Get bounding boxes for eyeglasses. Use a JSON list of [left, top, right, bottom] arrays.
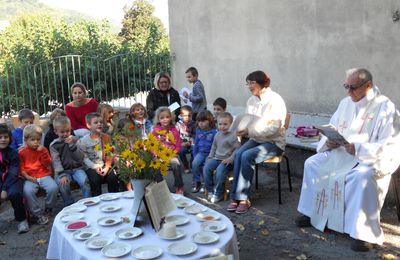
[[343, 79, 370, 91], [246, 81, 256, 86]]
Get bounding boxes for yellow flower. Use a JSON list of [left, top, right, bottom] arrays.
[[166, 132, 176, 144], [103, 143, 114, 154], [155, 129, 167, 136], [120, 150, 131, 159], [136, 159, 146, 170], [160, 165, 169, 176], [94, 144, 101, 151], [149, 160, 161, 169], [133, 140, 144, 150]]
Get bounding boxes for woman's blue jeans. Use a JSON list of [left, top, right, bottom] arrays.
[[230, 139, 282, 201]]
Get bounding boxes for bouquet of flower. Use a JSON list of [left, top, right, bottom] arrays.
[[102, 120, 177, 183]]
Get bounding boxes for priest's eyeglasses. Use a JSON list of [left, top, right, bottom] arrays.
[[343, 79, 370, 91]]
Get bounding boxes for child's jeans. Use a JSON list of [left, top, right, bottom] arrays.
[[56, 169, 91, 206], [23, 176, 59, 217], [170, 157, 184, 188], [191, 152, 208, 183], [86, 168, 120, 196], [2, 180, 26, 221], [203, 159, 232, 196], [179, 145, 193, 170]]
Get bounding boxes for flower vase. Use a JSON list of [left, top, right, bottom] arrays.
[[130, 179, 152, 224]]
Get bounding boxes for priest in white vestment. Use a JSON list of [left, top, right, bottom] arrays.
[[296, 68, 400, 252]]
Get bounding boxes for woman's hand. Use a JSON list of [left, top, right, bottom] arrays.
[[344, 143, 355, 155], [183, 91, 189, 98]]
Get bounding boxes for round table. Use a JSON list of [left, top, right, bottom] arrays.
[[46, 192, 239, 259]]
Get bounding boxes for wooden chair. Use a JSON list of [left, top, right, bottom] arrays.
[[254, 113, 292, 204]]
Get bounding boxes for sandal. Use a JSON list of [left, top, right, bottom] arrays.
[[235, 200, 251, 214], [226, 201, 238, 212]]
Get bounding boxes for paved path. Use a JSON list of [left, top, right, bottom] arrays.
[[0, 169, 399, 259]]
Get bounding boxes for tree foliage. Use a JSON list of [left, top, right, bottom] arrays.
[[119, 0, 169, 54]]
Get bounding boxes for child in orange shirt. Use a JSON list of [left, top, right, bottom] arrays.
[[20, 125, 58, 225]]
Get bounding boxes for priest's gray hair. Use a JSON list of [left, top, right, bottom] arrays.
[[346, 68, 373, 83]]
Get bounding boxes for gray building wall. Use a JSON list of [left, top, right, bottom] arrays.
[[168, 0, 400, 115]]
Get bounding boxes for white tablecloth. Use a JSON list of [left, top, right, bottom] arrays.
[[46, 193, 239, 259]]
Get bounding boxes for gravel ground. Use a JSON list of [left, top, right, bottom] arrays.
[[0, 168, 399, 260]]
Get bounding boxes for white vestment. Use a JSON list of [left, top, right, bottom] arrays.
[[298, 86, 400, 244]]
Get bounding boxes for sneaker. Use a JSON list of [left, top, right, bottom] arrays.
[[37, 215, 49, 225], [207, 193, 214, 201], [184, 169, 191, 174], [18, 220, 29, 234], [295, 215, 311, 228], [44, 208, 53, 218], [210, 194, 223, 204], [351, 239, 373, 252], [191, 182, 201, 193], [227, 201, 238, 212], [199, 184, 205, 194], [175, 187, 184, 195]]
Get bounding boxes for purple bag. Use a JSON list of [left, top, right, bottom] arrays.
[[295, 126, 320, 137]]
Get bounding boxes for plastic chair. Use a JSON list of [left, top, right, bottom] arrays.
[[254, 113, 292, 204]]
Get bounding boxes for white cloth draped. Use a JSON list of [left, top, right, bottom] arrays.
[[298, 86, 400, 245]]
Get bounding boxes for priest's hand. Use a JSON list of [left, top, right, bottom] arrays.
[[326, 139, 340, 150], [344, 143, 355, 155]]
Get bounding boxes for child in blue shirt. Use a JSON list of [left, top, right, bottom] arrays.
[[191, 110, 217, 193], [11, 108, 34, 150]]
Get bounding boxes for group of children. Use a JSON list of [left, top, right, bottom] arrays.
[[0, 67, 242, 234]]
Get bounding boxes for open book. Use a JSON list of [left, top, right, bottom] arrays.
[[315, 124, 348, 146], [143, 180, 177, 231], [229, 113, 262, 133]]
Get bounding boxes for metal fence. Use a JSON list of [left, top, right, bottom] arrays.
[[0, 53, 171, 116]]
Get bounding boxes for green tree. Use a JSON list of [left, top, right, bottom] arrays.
[[119, 0, 169, 54]]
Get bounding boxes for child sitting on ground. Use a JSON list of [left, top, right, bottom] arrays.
[[191, 110, 217, 193], [183, 67, 207, 121], [175, 105, 196, 173], [78, 112, 119, 196], [152, 107, 185, 195], [212, 97, 227, 125], [20, 125, 58, 224], [49, 116, 91, 206], [11, 108, 34, 150], [0, 124, 29, 233], [97, 104, 116, 135], [44, 108, 77, 150], [118, 103, 152, 139], [204, 112, 240, 203]]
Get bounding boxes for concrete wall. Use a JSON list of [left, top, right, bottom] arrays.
[[168, 0, 400, 115]]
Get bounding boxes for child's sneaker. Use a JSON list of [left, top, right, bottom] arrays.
[[18, 219, 29, 234], [175, 187, 184, 195], [37, 215, 49, 225], [207, 193, 213, 201], [199, 183, 205, 193], [191, 182, 201, 193], [210, 194, 223, 204], [184, 169, 191, 174]]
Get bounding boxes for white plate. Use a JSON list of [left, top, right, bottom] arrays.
[[157, 228, 185, 240], [196, 212, 221, 222], [200, 220, 227, 232], [85, 236, 113, 249], [165, 215, 189, 226], [73, 227, 100, 240], [122, 191, 134, 199], [62, 204, 87, 214], [65, 220, 90, 231], [97, 216, 122, 226], [99, 193, 120, 201], [175, 199, 194, 208], [99, 204, 122, 213], [60, 213, 85, 223], [78, 197, 100, 206], [131, 245, 163, 259], [191, 231, 219, 244], [184, 204, 207, 214], [167, 241, 197, 256], [101, 242, 131, 257], [115, 227, 143, 239]]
